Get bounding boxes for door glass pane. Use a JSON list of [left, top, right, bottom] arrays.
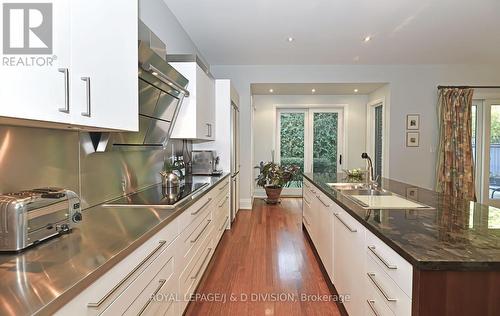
[[490, 105, 500, 200], [280, 112, 304, 187], [374, 105, 383, 178], [313, 112, 338, 173]]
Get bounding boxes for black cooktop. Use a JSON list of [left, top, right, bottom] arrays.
[[106, 181, 209, 208]]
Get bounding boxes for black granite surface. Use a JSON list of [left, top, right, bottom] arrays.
[[302, 172, 500, 271]]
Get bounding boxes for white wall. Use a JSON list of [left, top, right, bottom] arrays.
[[139, 0, 204, 58], [252, 94, 368, 177], [211, 64, 500, 202]]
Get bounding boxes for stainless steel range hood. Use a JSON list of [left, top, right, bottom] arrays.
[[90, 28, 189, 152]]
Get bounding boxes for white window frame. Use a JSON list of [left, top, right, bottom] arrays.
[[366, 98, 387, 178], [273, 105, 347, 196]]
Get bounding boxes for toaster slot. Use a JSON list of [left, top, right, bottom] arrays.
[[27, 201, 69, 233]]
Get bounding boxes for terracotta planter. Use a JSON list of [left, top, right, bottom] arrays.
[[264, 186, 283, 204]]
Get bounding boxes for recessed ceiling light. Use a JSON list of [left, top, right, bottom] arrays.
[[269, 88, 274, 93], [311, 88, 316, 93], [363, 36, 371, 42], [354, 89, 359, 93], [287, 37, 294, 42]]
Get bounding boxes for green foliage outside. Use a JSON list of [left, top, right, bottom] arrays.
[[312, 113, 338, 173], [279, 112, 338, 185]]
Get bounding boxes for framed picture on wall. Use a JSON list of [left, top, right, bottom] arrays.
[[406, 132, 420, 147], [407, 114, 420, 130]]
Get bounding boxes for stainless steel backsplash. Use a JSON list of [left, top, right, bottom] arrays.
[[0, 125, 191, 209]]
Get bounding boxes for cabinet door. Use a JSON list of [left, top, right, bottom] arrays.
[[316, 195, 333, 280], [195, 65, 215, 140], [333, 207, 365, 316], [70, 0, 138, 131], [0, 0, 71, 124]]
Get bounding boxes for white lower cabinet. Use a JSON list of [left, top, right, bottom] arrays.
[[303, 180, 413, 316], [56, 178, 230, 316], [332, 206, 365, 316]]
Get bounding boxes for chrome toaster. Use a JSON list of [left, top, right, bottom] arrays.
[[0, 188, 82, 251]]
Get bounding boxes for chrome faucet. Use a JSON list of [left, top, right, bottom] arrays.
[[361, 153, 378, 188]]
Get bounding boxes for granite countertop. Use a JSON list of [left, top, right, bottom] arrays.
[[302, 172, 500, 271], [0, 173, 229, 316]]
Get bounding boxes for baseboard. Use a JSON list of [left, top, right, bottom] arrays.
[[239, 198, 253, 210]]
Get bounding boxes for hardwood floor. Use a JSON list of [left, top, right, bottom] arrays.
[[185, 198, 341, 316]]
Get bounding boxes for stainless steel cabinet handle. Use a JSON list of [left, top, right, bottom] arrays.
[[206, 123, 211, 137], [191, 248, 213, 279], [219, 196, 229, 208], [191, 220, 211, 243], [303, 216, 310, 226], [368, 246, 398, 270], [191, 198, 212, 215], [219, 216, 229, 231], [316, 195, 330, 207], [334, 213, 357, 232], [366, 299, 381, 316], [303, 197, 311, 206], [81, 77, 91, 117], [58, 68, 69, 113], [87, 240, 167, 308], [367, 273, 397, 302], [219, 182, 229, 191], [137, 279, 167, 315]]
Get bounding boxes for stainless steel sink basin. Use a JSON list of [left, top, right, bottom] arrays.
[[340, 189, 392, 196], [327, 183, 371, 191]]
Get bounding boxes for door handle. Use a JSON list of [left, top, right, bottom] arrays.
[[58, 68, 69, 113], [81, 77, 91, 117]]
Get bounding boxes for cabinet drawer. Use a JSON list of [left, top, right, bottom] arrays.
[[214, 179, 230, 201], [365, 279, 396, 316], [214, 193, 230, 219], [366, 255, 411, 316], [179, 232, 214, 312], [366, 230, 413, 297], [106, 241, 177, 316], [178, 194, 213, 231], [213, 199, 230, 244], [178, 210, 212, 267], [55, 219, 179, 316]]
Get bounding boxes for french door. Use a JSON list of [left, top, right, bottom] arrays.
[[472, 99, 500, 207], [276, 108, 344, 194]]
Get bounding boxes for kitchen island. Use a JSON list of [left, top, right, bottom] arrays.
[[0, 173, 230, 316], [302, 172, 500, 316]]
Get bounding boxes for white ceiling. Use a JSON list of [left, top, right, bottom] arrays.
[[164, 0, 500, 65], [251, 83, 386, 95]]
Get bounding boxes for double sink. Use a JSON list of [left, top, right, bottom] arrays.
[[327, 182, 434, 210]]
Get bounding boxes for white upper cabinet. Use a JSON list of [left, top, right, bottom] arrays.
[[169, 61, 215, 141], [0, 0, 138, 131], [0, 0, 72, 125], [70, 0, 138, 131]]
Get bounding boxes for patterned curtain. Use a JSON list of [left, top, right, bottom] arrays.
[[436, 88, 476, 200]]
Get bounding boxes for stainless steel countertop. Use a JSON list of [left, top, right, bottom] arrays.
[[0, 173, 229, 316]]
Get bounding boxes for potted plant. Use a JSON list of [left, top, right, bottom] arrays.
[[256, 162, 300, 204]]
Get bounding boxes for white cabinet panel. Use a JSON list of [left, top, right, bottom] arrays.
[[0, 0, 138, 131], [366, 230, 413, 297], [0, 0, 71, 125], [332, 206, 365, 316], [70, 0, 138, 131], [170, 62, 215, 141]]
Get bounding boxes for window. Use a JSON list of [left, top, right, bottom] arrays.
[[276, 107, 345, 194]]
